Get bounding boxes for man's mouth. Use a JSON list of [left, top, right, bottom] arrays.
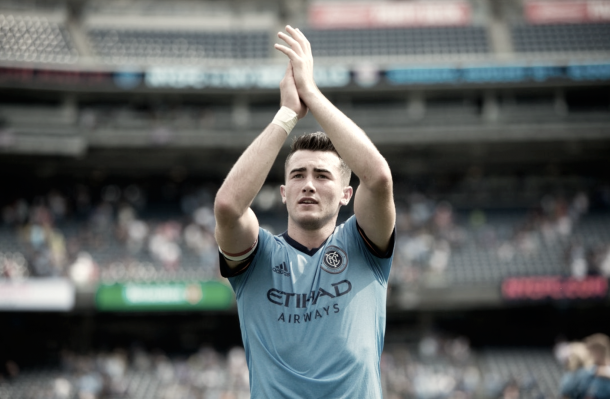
[[298, 198, 318, 205]]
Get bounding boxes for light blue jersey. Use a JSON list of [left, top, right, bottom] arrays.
[[221, 216, 394, 398]]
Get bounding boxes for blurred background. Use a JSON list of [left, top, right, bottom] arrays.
[[0, 0, 609, 398]]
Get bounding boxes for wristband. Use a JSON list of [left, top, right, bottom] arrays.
[[271, 106, 298, 136]]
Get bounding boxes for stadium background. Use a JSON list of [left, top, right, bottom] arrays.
[[0, 0, 609, 397]]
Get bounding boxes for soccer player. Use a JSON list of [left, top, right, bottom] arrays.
[[214, 26, 395, 398]]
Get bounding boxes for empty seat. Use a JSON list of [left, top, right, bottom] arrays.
[[512, 23, 610, 53], [87, 28, 269, 63], [0, 14, 79, 63], [302, 27, 490, 57]]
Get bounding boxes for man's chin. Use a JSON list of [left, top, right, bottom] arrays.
[[291, 216, 318, 230], [291, 213, 335, 231]]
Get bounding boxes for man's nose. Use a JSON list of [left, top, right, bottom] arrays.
[[302, 178, 316, 192]]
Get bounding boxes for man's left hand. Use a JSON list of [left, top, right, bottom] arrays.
[[274, 26, 318, 102]]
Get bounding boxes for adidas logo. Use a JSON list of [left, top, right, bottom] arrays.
[[272, 262, 290, 277]]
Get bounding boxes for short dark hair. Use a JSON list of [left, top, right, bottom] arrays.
[[285, 132, 351, 185]]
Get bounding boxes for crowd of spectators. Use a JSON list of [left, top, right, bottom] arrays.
[[6, 332, 603, 398], [392, 195, 466, 285], [382, 335, 480, 399], [1, 178, 609, 287], [390, 188, 610, 286], [1, 345, 250, 399], [0, 182, 221, 285]]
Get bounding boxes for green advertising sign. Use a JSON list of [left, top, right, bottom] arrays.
[[96, 281, 234, 311]]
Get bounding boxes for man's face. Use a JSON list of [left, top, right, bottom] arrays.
[[281, 150, 352, 231]]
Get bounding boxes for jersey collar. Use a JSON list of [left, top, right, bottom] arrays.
[[281, 231, 329, 256]]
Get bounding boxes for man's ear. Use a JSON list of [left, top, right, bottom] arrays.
[[340, 186, 353, 206], [280, 185, 287, 204]]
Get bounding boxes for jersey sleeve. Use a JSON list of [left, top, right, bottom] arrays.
[[222, 227, 274, 298], [344, 215, 395, 284]]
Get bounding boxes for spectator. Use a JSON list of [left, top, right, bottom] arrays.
[[1, 252, 29, 279], [583, 334, 610, 399], [571, 192, 589, 216], [126, 219, 149, 254], [69, 252, 99, 285], [149, 222, 182, 270], [47, 190, 68, 221], [559, 342, 593, 398], [598, 246, 610, 278], [567, 241, 588, 279], [183, 222, 217, 277], [502, 379, 520, 399], [53, 377, 72, 399]]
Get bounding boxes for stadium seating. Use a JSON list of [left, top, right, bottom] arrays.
[[0, 347, 250, 399], [512, 23, 610, 53], [72, 96, 610, 137], [2, 3, 610, 66], [445, 215, 567, 285], [479, 348, 563, 398], [0, 14, 79, 64], [0, 344, 563, 399], [0, 105, 76, 129], [86, 29, 269, 63], [0, 2, 609, 399], [303, 27, 490, 58], [392, 211, 610, 286]]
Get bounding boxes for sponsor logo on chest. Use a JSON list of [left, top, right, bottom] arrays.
[[264, 244, 352, 324], [267, 280, 353, 324]]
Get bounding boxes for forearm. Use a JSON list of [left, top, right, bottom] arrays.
[[274, 25, 395, 250], [214, 123, 287, 221], [307, 88, 395, 249], [214, 63, 305, 258], [303, 89, 392, 190]]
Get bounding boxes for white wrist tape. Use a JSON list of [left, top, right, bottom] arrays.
[[219, 239, 258, 262], [271, 106, 298, 136]]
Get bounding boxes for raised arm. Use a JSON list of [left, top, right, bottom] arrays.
[[214, 65, 307, 269], [274, 26, 395, 253]]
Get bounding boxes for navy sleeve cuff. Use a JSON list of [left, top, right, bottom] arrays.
[[355, 221, 395, 259], [218, 239, 260, 278]]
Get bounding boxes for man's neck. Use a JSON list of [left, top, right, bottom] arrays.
[[287, 220, 337, 251]]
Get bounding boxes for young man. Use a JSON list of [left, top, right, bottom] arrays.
[[561, 335, 610, 399], [214, 26, 395, 398], [583, 334, 610, 399]]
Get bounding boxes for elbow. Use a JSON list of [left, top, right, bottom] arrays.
[[372, 173, 393, 195], [365, 162, 393, 193], [214, 192, 241, 224]]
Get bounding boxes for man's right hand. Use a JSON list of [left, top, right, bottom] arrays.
[[280, 63, 308, 120], [275, 26, 319, 105]]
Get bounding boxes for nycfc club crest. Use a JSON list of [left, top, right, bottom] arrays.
[[321, 246, 348, 274]]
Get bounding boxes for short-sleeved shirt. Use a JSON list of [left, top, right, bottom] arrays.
[[560, 368, 595, 398], [560, 366, 610, 399], [220, 216, 394, 398], [587, 370, 610, 399]]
